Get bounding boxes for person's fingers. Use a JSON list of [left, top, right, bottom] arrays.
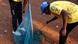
[[22, 9, 25, 14], [46, 20, 51, 24], [22, 10, 25, 13], [60, 29, 66, 36]]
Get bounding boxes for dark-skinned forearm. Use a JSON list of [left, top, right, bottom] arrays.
[[61, 10, 68, 30], [47, 16, 58, 24]]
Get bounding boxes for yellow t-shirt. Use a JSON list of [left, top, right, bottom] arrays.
[[50, 1, 78, 23], [13, 0, 22, 2]]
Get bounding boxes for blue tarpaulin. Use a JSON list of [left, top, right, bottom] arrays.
[[13, 0, 33, 44], [13, 0, 42, 44]]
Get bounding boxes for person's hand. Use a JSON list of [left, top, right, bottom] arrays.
[[46, 20, 52, 24], [46, 21, 49, 24], [22, 8, 25, 14], [60, 29, 67, 36], [22, 9, 25, 14]]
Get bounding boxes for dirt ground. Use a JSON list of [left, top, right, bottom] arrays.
[[31, 0, 78, 44], [0, 0, 78, 44], [0, 0, 14, 44]]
